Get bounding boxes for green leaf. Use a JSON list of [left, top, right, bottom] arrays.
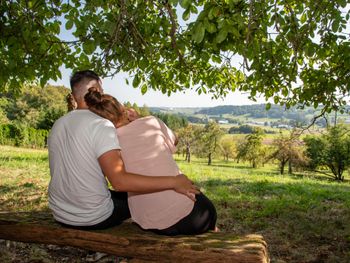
[[332, 20, 339, 32], [190, 5, 198, 14], [65, 20, 74, 30], [141, 84, 147, 94], [282, 88, 288, 97], [204, 20, 217, 33], [215, 28, 228, 43], [132, 74, 141, 88], [212, 56, 222, 64], [139, 58, 149, 70], [231, 27, 240, 38], [300, 13, 307, 24], [265, 103, 271, 110], [305, 45, 315, 57], [208, 7, 220, 20], [80, 53, 89, 64], [182, 9, 190, 21], [192, 22, 205, 43], [180, 0, 191, 9], [52, 22, 61, 34], [83, 40, 96, 55]]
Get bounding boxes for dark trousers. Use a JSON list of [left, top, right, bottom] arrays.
[[58, 190, 131, 230], [59, 191, 217, 236], [149, 192, 217, 236]]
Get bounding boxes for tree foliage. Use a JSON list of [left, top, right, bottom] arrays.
[[2, 1, 349, 111], [197, 121, 224, 165], [270, 131, 306, 174], [0, 85, 70, 129], [304, 125, 350, 181], [177, 124, 203, 162], [152, 111, 188, 130], [219, 136, 236, 161], [237, 128, 266, 168]]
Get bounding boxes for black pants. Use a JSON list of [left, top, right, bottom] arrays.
[[149, 192, 217, 236], [59, 191, 217, 236], [58, 190, 131, 230]]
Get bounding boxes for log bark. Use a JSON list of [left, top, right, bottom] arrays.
[[0, 211, 269, 263]]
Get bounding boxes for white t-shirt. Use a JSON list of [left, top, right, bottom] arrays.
[[48, 110, 121, 226]]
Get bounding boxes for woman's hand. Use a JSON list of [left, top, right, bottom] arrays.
[[174, 174, 200, 201]]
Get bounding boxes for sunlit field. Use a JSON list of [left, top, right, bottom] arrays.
[[1, 146, 350, 262]]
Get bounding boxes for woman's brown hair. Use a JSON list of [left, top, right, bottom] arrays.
[[66, 93, 77, 112], [84, 87, 125, 124]]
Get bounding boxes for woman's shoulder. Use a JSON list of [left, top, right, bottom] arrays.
[[116, 115, 154, 131], [131, 115, 159, 125]]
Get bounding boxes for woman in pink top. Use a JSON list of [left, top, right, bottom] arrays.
[[84, 88, 217, 235]]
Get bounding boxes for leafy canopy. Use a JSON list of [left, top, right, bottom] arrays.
[[1, 0, 350, 111], [304, 125, 350, 181]]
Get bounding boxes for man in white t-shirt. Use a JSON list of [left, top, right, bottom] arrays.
[[48, 70, 199, 230]]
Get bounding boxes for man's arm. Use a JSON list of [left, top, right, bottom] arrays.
[[98, 149, 199, 201]]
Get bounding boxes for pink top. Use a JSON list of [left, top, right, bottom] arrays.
[[116, 116, 194, 230]]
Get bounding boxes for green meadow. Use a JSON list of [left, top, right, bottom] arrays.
[[1, 145, 350, 262]]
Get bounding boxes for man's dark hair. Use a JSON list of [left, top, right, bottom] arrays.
[[70, 70, 100, 90]]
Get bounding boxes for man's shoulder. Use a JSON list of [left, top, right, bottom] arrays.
[[51, 110, 114, 134], [61, 110, 109, 123]]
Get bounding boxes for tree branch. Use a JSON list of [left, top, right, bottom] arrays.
[[164, 1, 184, 64]]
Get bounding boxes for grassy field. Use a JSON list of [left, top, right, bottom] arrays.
[[1, 145, 350, 262]]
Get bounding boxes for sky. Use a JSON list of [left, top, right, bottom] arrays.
[[51, 66, 265, 108]]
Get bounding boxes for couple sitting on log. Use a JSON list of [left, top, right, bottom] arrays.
[[48, 70, 217, 235]]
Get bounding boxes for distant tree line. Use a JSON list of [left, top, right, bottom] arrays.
[[0, 85, 70, 148], [229, 125, 276, 134], [151, 112, 188, 131], [0, 124, 48, 148], [0, 85, 189, 148], [195, 104, 349, 128]]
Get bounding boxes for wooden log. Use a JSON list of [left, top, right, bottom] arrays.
[[0, 211, 269, 263]]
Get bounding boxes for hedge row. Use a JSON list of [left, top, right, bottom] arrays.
[[0, 124, 49, 148]]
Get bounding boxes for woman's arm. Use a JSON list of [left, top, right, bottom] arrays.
[[98, 149, 198, 201]]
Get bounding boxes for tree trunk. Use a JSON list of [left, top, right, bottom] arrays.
[[280, 162, 285, 175], [185, 146, 191, 163], [0, 212, 269, 263], [208, 152, 212, 165], [288, 159, 292, 174], [337, 170, 344, 181]]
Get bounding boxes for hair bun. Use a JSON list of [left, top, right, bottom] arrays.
[[85, 87, 102, 107]]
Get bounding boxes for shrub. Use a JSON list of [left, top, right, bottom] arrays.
[[0, 124, 48, 148]]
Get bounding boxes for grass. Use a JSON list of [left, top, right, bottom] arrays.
[[176, 157, 350, 262], [1, 145, 350, 262], [0, 146, 50, 212]]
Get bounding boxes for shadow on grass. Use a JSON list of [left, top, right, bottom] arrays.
[[203, 178, 350, 262], [290, 171, 350, 183], [0, 155, 48, 162], [202, 177, 350, 194], [0, 183, 46, 211]]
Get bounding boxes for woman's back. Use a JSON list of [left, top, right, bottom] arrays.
[[116, 116, 194, 230]]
